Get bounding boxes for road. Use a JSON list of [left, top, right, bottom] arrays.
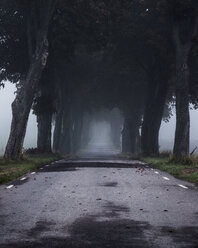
[[0, 157, 198, 247]]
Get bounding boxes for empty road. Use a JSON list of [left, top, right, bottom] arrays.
[[0, 158, 198, 247]]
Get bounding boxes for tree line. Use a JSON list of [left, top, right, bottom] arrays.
[[0, 0, 198, 160]]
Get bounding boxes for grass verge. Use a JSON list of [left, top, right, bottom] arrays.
[[0, 153, 60, 185], [141, 157, 198, 185]]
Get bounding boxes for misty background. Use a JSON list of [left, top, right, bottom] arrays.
[[1, 81, 198, 155]]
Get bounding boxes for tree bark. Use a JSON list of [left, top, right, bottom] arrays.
[[4, 47, 48, 160], [4, 1, 56, 160], [37, 113, 52, 152], [53, 90, 64, 153], [129, 119, 141, 154], [122, 118, 131, 153], [110, 118, 122, 150], [58, 104, 73, 155], [141, 79, 168, 156], [72, 112, 83, 154], [173, 81, 190, 158], [173, 26, 190, 158], [81, 113, 91, 148], [172, 19, 198, 159], [122, 111, 141, 154], [53, 110, 63, 153], [173, 51, 190, 158]]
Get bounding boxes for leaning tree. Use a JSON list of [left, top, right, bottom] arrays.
[[2, 0, 57, 159]]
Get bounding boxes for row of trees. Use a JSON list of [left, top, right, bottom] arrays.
[[0, 0, 198, 160]]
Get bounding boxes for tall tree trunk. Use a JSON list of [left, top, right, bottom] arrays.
[[173, 48, 190, 158], [53, 111, 63, 153], [122, 118, 131, 153], [122, 111, 141, 154], [37, 113, 52, 152], [53, 97, 64, 153], [72, 112, 83, 154], [81, 113, 91, 149], [129, 117, 141, 154], [110, 118, 122, 150], [141, 79, 168, 156], [4, 1, 56, 160], [172, 21, 198, 159], [4, 48, 48, 160], [58, 104, 73, 155]]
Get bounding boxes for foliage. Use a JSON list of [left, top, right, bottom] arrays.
[[0, 0, 28, 82], [1, 0, 198, 159]]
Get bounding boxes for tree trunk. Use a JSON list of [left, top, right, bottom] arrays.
[[122, 112, 141, 154], [173, 77, 190, 158], [110, 118, 122, 150], [4, 2, 56, 160], [4, 46, 48, 160], [58, 105, 73, 155], [129, 118, 141, 154], [37, 113, 52, 152], [81, 113, 91, 149], [53, 106, 64, 153], [172, 18, 198, 159], [122, 118, 131, 153], [172, 23, 193, 159], [173, 46, 190, 158], [72, 113, 83, 154], [141, 80, 168, 156]]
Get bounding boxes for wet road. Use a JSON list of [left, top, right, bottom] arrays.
[[1, 158, 198, 247]]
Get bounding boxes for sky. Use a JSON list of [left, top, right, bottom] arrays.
[[0, 82, 37, 154], [0, 81, 198, 155], [159, 105, 198, 152]]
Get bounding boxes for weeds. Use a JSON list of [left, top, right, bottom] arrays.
[[0, 153, 60, 185], [141, 155, 198, 184]]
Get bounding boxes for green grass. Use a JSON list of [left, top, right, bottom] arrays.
[[141, 157, 198, 184], [0, 153, 60, 185]]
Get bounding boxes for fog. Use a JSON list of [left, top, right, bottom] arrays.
[[88, 121, 113, 148], [0, 82, 37, 154], [160, 109, 198, 154], [79, 121, 117, 156], [1, 82, 198, 155]]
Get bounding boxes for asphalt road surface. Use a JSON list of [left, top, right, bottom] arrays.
[[1, 157, 198, 248]]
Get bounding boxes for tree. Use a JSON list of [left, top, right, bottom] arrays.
[[165, 0, 198, 159], [3, 0, 57, 159], [33, 65, 56, 153]]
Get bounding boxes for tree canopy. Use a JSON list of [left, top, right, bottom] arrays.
[[0, 0, 198, 160]]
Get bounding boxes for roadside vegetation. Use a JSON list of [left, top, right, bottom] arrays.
[[0, 152, 60, 185], [141, 154, 198, 185]]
